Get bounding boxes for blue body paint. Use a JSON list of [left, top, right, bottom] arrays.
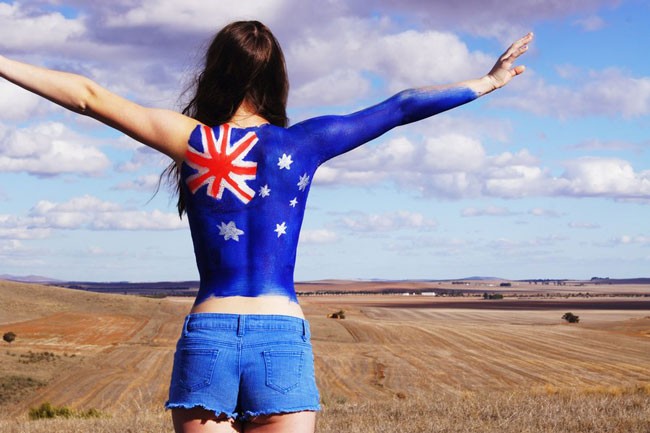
[[182, 86, 478, 305]]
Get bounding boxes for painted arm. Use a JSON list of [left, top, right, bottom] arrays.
[[295, 32, 533, 164], [0, 55, 196, 162]]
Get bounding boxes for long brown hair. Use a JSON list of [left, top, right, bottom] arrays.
[[163, 20, 289, 216]]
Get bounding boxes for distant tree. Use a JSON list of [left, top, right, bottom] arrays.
[[3, 331, 16, 343], [327, 310, 346, 319], [562, 312, 580, 323]]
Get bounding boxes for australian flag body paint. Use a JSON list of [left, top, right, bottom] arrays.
[[181, 86, 478, 305]]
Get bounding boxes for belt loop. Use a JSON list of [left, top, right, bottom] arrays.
[[237, 315, 245, 337], [302, 320, 310, 342], [182, 314, 191, 337]]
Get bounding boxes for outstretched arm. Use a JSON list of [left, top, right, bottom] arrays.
[[0, 55, 197, 162], [294, 32, 533, 165]]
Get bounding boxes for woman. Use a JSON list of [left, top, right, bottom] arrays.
[[0, 20, 532, 433]]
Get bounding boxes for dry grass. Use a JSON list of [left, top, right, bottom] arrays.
[[0, 386, 647, 433], [318, 385, 650, 433], [0, 376, 45, 406], [0, 410, 172, 433]]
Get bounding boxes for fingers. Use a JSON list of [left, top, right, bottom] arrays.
[[513, 65, 526, 76], [502, 32, 533, 62]]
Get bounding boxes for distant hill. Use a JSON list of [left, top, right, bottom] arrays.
[[0, 274, 62, 283], [459, 276, 503, 281], [2, 275, 649, 298], [51, 280, 200, 297], [589, 277, 650, 285]]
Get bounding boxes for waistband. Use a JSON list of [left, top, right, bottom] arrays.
[[182, 313, 311, 339]]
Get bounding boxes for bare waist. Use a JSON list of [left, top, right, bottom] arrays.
[[190, 295, 304, 319]]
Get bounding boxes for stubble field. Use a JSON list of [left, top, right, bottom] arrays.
[[0, 280, 648, 432]]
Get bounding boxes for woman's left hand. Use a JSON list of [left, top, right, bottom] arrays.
[[485, 32, 534, 90]]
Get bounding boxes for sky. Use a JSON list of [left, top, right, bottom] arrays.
[[0, 0, 649, 282]]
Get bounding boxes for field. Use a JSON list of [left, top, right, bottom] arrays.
[[0, 279, 649, 432]]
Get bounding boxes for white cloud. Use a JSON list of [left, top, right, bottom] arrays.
[[610, 235, 650, 246], [351, 0, 617, 39], [291, 69, 371, 106], [112, 135, 147, 151], [483, 166, 550, 198], [315, 134, 488, 196], [116, 146, 170, 172], [104, 0, 286, 31], [0, 82, 46, 121], [462, 206, 515, 217], [573, 15, 606, 31], [424, 134, 486, 172], [0, 122, 110, 176], [568, 221, 600, 229], [286, 18, 491, 103], [558, 157, 650, 197], [0, 3, 85, 50], [487, 234, 567, 252], [86, 246, 107, 256], [384, 235, 471, 254], [0, 239, 26, 253], [316, 134, 548, 199], [528, 208, 564, 218], [299, 229, 339, 244], [316, 128, 650, 202], [0, 214, 51, 239], [335, 210, 437, 233], [569, 139, 645, 152], [496, 69, 650, 118], [113, 174, 162, 192], [366, 30, 491, 89], [0, 196, 186, 236]]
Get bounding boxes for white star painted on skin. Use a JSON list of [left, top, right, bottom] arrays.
[[219, 221, 244, 242], [259, 184, 271, 197], [274, 222, 287, 238], [277, 153, 293, 170], [289, 197, 298, 207], [297, 173, 310, 191]]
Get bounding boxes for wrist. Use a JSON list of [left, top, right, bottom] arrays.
[[473, 75, 498, 96]]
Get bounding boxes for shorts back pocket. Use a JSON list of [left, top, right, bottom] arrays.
[[174, 348, 219, 392], [263, 350, 304, 394]]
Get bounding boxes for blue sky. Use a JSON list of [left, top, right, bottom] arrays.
[[1, 0, 649, 282]]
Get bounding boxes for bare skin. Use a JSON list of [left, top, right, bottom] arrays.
[[172, 407, 316, 433], [0, 32, 533, 433]]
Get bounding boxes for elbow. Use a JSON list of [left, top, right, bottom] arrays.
[[392, 89, 419, 125], [73, 78, 99, 115]]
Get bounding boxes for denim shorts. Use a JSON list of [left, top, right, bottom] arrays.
[[165, 313, 321, 420]]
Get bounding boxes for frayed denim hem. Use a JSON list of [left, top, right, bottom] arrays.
[[165, 401, 321, 422], [165, 402, 237, 421]]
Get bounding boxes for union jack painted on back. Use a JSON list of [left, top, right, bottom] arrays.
[[185, 124, 258, 204]]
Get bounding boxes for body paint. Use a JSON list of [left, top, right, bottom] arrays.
[[182, 86, 478, 305]]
